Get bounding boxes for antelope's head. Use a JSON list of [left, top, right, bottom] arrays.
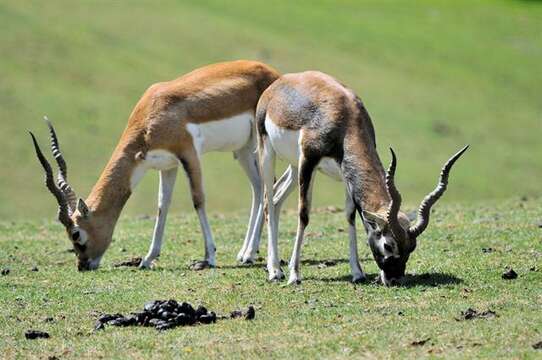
[[363, 146, 469, 286], [30, 118, 108, 271]]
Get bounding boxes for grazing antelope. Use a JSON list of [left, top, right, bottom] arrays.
[[30, 60, 280, 271], [256, 71, 468, 285]]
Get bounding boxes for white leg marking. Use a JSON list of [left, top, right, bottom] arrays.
[[139, 168, 178, 269], [262, 137, 283, 281], [235, 142, 263, 263], [345, 188, 365, 282], [197, 206, 216, 267]]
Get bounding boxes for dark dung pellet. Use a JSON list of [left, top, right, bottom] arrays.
[[25, 330, 50, 339], [245, 305, 255, 320], [502, 268, 518, 280], [195, 305, 208, 318]]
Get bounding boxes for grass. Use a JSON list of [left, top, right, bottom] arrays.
[[1, 0, 542, 219], [1, 198, 541, 358]]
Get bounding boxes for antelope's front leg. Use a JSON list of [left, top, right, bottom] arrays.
[[139, 168, 178, 269], [345, 189, 365, 283], [182, 149, 216, 269]]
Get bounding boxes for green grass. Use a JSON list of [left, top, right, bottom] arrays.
[[1, 199, 541, 359], [1, 0, 542, 219]]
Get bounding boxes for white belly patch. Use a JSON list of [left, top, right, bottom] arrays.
[[187, 111, 253, 155], [318, 157, 343, 181], [265, 115, 343, 181], [130, 149, 180, 190]]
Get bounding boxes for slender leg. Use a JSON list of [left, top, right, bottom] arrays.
[[273, 166, 296, 205], [234, 143, 263, 264], [139, 168, 178, 269], [261, 137, 284, 280], [243, 166, 297, 263], [345, 188, 365, 282], [181, 148, 216, 269], [288, 155, 318, 285]]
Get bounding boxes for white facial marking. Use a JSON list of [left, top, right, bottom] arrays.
[[379, 235, 400, 258], [186, 111, 253, 156], [77, 228, 89, 245], [130, 150, 180, 190]]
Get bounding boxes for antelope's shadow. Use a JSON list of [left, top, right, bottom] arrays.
[[306, 271, 462, 288]]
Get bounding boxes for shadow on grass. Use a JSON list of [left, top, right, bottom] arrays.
[[306, 272, 462, 288], [217, 257, 359, 270]]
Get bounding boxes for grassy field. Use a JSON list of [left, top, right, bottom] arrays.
[[0, 199, 541, 359], [1, 0, 541, 219]]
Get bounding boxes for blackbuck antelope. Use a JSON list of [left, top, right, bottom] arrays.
[[30, 60, 280, 271], [256, 71, 468, 285]]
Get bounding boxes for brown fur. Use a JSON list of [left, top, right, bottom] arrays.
[[257, 71, 392, 215], [74, 60, 280, 263]]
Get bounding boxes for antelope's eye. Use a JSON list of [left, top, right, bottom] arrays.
[[71, 231, 80, 241], [374, 230, 382, 237], [384, 243, 393, 252]]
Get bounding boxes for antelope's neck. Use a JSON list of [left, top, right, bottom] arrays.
[[85, 139, 141, 227], [342, 125, 390, 214]]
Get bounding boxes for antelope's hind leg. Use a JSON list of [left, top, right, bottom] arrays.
[[287, 154, 318, 285], [139, 168, 178, 269], [235, 143, 264, 264], [261, 137, 285, 281]]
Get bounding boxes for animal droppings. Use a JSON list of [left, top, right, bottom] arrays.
[[113, 257, 143, 267], [25, 330, 50, 339], [245, 305, 255, 320], [229, 305, 256, 320], [410, 338, 431, 346], [94, 300, 251, 331], [502, 268, 518, 280], [456, 308, 498, 321], [1, 268, 10, 276]]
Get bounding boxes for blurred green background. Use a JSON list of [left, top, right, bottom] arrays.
[[1, 0, 541, 220]]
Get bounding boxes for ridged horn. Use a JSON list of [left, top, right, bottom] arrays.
[[44, 117, 77, 213], [29, 131, 73, 229], [408, 145, 469, 238], [385, 148, 405, 239]]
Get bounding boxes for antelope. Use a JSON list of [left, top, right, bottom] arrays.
[[256, 71, 468, 285], [29, 60, 280, 271]]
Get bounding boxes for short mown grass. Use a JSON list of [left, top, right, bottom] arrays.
[[1, 198, 541, 359]]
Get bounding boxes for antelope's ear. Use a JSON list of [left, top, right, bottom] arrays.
[[77, 199, 90, 218], [362, 211, 387, 228]]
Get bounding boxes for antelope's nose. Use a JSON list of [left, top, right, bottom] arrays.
[[77, 260, 91, 272]]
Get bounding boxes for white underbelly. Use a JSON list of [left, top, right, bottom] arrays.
[[318, 157, 343, 181], [265, 115, 343, 182], [187, 111, 253, 155], [130, 149, 180, 190]]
